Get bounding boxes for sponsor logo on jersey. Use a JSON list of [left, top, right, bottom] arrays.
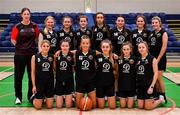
[[98, 58, 103, 62], [79, 56, 83, 60], [143, 33, 147, 37], [86, 30, 90, 35], [51, 38, 57, 47], [129, 59, 134, 64], [117, 35, 125, 44], [102, 63, 110, 72], [145, 59, 149, 64], [67, 56, 72, 61], [81, 60, 90, 70], [70, 32, 73, 37], [123, 63, 130, 73], [114, 32, 118, 36], [59, 32, 64, 37], [96, 32, 103, 40], [77, 32, 80, 36], [42, 62, 50, 71], [48, 57, 53, 62], [136, 37, 143, 45], [46, 34, 51, 39], [88, 55, 93, 60], [157, 33, 161, 38], [65, 37, 71, 42], [118, 59, 123, 64], [137, 65, 145, 75], [133, 34, 137, 38], [60, 61, 67, 70], [103, 27, 107, 32], [150, 37, 156, 46]]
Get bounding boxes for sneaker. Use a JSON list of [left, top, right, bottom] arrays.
[[15, 97, 21, 105], [159, 95, 165, 104]]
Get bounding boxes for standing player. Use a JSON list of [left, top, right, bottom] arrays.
[[149, 16, 168, 103], [111, 16, 132, 55], [132, 15, 150, 56], [92, 12, 111, 51], [75, 35, 98, 109], [136, 41, 165, 110], [54, 39, 74, 108], [31, 40, 54, 109], [75, 15, 92, 49], [117, 42, 136, 108], [11, 8, 39, 104], [38, 16, 58, 54], [58, 16, 75, 50], [95, 39, 117, 109]]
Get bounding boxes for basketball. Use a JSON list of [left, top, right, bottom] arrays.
[[79, 96, 93, 111]]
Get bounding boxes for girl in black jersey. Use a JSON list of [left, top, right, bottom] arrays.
[[149, 16, 168, 103], [54, 39, 74, 108], [58, 16, 75, 50], [132, 15, 150, 56], [39, 16, 58, 54], [95, 39, 117, 109], [75, 15, 92, 49], [111, 16, 132, 55], [117, 42, 136, 108], [136, 42, 165, 110], [92, 12, 111, 51], [31, 40, 54, 109]]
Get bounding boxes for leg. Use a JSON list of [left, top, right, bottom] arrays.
[[65, 94, 73, 108], [33, 99, 43, 110], [56, 96, 63, 108], [158, 71, 167, 103], [137, 99, 144, 109], [46, 97, 54, 109], [26, 55, 33, 100], [144, 99, 163, 110], [120, 98, 126, 108], [97, 98, 105, 109], [14, 55, 26, 101], [76, 92, 84, 109], [127, 97, 134, 109], [107, 96, 116, 109], [88, 90, 96, 108]]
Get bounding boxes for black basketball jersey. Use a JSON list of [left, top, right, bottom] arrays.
[[58, 29, 75, 50], [92, 25, 111, 51], [75, 28, 92, 49], [75, 50, 96, 84], [35, 53, 54, 81], [132, 29, 150, 56], [111, 27, 132, 54], [56, 52, 74, 81], [95, 54, 114, 86], [136, 54, 154, 87], [148, 28, 166, 57], [41, 29, 58, 54], [117, 56, 137, 91]]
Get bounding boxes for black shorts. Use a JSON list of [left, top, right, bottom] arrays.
[[137, 86, 156, 100], [117, 90, 135, 98], [35, 79, 54, 99], [96, 85, 115, 98], [158, 56, 167, 71], [55, 79, 74, 96], [76, 82, 95, 94]]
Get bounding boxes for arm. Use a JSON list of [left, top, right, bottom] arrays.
[[53, 55, 57, 74], [11, 26, 19, 46], [147, 58, 158, 94], [31, 55, 37, 94], [157, 32, 168, 63], [38, 33, 43, 53]]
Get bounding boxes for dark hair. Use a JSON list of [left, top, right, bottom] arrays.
[[78, 15, 88, 22], [120, 41, 133, 58], [21, 7, 31, 14], [95, 12, 106, 26], [100, 39, 113, 55], [136, 14, 147, 30], [116, 15, 126, 27], [59, 39, 71, 47]]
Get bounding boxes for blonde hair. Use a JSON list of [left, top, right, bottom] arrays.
[[43, 16, 56, 34], [152, 16, 162, 27], [40, 40, 51, 47], [138, 41, 149, 53]]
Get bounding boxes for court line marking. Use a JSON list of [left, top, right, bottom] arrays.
[[0, 67, 14, 73], [159, 96, 176, 115]]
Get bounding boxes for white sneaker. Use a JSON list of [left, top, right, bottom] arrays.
[[15, 97, 21, 105], [159, 95, 165, 104]]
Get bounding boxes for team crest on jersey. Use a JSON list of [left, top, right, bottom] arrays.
[[37, 58, 41, 62], [48, 57, 53, 62], [145, 59, 149, 64], [65, 37, 71, 42], [133, 34, 137, 38], [98, 58, 103, 62], [103, 27, 107, 32], [51, 38, 57, 47], [102, 63, 110, 72], [79, 56, 83, 60], [136, 37, 143, 44], [96, 32, 103, 40], [59, 32, 64, 37], [46, 34, 51, 39], [157, 33, 161, 38], [86, 30, 90, 35], [60, 61, 67, 70], [150, 37, 156, 46], [143, 33, 147, 37], [124, 32, 128, 37], [123, 63, 130, 73], [137, 65, 145, 75], [88, 55, 93, 60], [81, 60, 89, 70], [67, 56, 72, 61], [42, 62, 50, 71], [70, 32, 73, 37], [129, 59, 134, 64]]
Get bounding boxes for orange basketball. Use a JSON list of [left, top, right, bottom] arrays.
[[79, 96, 93, 111]]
